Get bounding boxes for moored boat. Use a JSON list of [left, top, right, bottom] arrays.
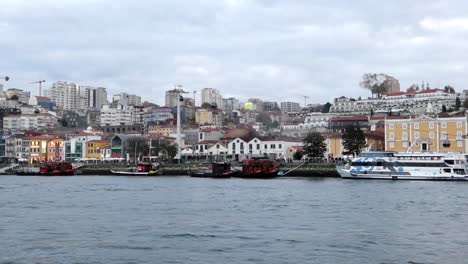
[[190, 162, 234, 178], [111, 163, 160, 176], [235, 158, 279, 179], [36, 162, 75, 176], [339, 151, 468, 181]]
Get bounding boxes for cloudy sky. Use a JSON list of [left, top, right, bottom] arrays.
[[1, 0, 467, 105]]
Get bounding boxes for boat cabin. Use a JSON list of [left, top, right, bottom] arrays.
[[242, 158, 276, 174], [136, 163, 159, 172], [212, 162, 231, 174]]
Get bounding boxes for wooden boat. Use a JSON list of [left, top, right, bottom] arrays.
[[191, 162, 235, 178], [36, 162, 75, 176], [235, 158, 279, 179], [111, 163, 160, 176]]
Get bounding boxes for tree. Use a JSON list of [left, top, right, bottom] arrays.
[[342, 126, 366, 156], [126, 137, 149, 163], [444, 85, 455, 94], [321, 102, 331, 113], [159, 140, 177, 162], [303, 132, 326, 159], [256, 112, 273, 129], [9, 95, 19, 101], [360, 73, 392, 98], [455, 97, 461, 110], [293, 150, 304, 160], [463, 98, 468, 109], [442, 105, 447, 112]]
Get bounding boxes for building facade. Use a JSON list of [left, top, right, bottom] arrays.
[[385, 114, 468, 153]]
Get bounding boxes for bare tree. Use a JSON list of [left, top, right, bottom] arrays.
[[360, 73, 393, 98]]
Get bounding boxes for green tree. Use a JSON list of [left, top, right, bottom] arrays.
[[293, 150, 304, 160], [126, 137, 149, 163], [159, 140, 178, 162], [342, 126, 366, 156], [455, 97, 461, 110], [303, 132, 326, 159], [321, 102, 331, 113]]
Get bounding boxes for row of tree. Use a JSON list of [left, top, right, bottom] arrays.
[[301, 127, 366, 160], [125, 137, 178, 163]]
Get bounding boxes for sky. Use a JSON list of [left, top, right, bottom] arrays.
[[1, 0, 468, 106]]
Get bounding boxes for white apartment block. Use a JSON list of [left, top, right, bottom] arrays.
[[48, 81, 79, 111], [112, 93, 142, 107], [280, 102, 301, 113], [3, 114, 57, 131], [79, 86, 108, 110], [100, 105, 142, 126], [201, 88, 223, 109]]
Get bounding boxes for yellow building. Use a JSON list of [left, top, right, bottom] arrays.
[[29, 135, 56, 163], [385, 114, 468, 153], [195, 109, 213, 125], [86, 140, 110, 159], [147, 125, 176, 137]]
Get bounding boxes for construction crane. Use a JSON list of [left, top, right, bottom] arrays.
[[31, 80, 46, 96], [303, 95, 310, 108]]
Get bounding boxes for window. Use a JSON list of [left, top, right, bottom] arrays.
[[402, 132, 408, 140], [389, 124, 394, 130], [240, 143, 244, 149], [441, 132, 448, 140], [414, 132, 419, 139], [270, 144, 275, 149], [232, 143, 235, 150], [441, 122, 447, 128], [457, 131, 463, 138], [279, 144, 282, 149], [256, 144, 260, 150], [389, 133, 394, 140], [457, 121, 463, 128], [429, 131, 434, 138], [457, 141, 463, 147], [403, 142, 408, 147], [402, 123, 408, 129], [389, 142, 394, 148], [414, 123, 419, 129], [264, 144, 268, 149]]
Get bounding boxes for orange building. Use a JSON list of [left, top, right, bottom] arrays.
[[47, 138, 65, 162]]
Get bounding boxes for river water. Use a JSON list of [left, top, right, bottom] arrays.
[[1, 176, 467, 264]]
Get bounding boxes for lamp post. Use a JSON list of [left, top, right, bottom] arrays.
[[174, 85, 188, 164]]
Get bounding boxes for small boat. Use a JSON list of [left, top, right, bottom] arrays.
[[111, 163, 160, 176], [190, 162, 235, 178], [38, 162, 75, 176], [235, 158, 279, 179]]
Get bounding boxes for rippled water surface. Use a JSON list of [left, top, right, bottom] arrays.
[[1, 176, 468, 264]]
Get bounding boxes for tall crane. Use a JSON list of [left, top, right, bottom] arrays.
[[31, 80, 46, 96], [303, 95, 310, 108]]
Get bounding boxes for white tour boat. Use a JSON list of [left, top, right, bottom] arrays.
[[339, 151, 468, 181]]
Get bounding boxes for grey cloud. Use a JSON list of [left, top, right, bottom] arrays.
[[1, 0, 468, 105]]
